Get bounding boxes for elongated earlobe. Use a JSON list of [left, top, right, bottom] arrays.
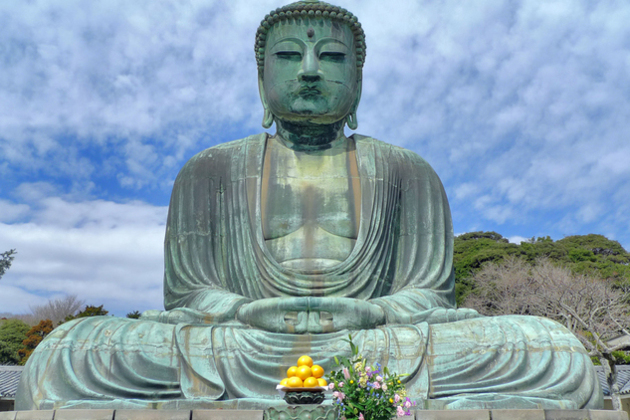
[[346, 112, 358, 130], [346, 80, 361, 130], [262, 108, 274, 129], [259, 75, 274, 129]]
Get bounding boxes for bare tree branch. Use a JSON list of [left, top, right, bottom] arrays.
[[26, 295, 85, 326]]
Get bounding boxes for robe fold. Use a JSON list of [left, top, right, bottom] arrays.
[[16, 134, 603, 410], [163, 133, 456, 318]]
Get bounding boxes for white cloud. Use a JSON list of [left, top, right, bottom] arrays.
[[0, 196, 167, 316], [0, 200, 30, 223], [507, 236, 529, 245], [2, 0, 630, 316], [0, 0, 281, 185]]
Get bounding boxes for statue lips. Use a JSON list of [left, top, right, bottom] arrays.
[[291, 83, 326, 115], [297, 84, 322, 98]]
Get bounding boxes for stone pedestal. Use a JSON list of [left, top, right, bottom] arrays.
[[0, 408, 628, 420]]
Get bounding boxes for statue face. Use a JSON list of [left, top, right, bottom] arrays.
[[261, 19, 359, 126]]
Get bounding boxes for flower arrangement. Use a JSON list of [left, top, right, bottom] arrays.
[[326, 336, 415, 420]]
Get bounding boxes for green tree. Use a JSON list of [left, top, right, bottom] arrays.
[[453, 232, 630, 304], [0, 249, 16, 279], [63, 305, 109, 323], [126, 310, 141, 319], [453, 232, 521, 305], [18, 319, 54, 365], [0, 318, 30, 365], [557, 235, 630, 283], [519, 236, 569, 263]]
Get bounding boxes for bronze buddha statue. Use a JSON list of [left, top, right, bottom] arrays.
[[16, 1, 602, 411]]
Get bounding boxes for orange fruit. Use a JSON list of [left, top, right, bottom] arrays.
[[287, 376, 303, 388], [311, 365, 324, 378], [297, 355, 313, 367], [317, 378, 328, 387], [296, 365, 312, 380], [287, 366, 298, 378], [303, 377, 318, 387], [280, 378, 289, 386]]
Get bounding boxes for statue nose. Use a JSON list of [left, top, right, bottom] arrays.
[[299, 73, 321, 83], [298, 50, 322, 82]]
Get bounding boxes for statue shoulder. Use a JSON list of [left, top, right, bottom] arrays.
[[174, 134, 267, 182]]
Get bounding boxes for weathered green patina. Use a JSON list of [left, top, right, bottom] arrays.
[[16, 1, 603, 411]]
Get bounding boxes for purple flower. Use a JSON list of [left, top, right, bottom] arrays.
[[404, 399, 412, 408], [343, 367, 350, 379], [397, 406, 405, 417]]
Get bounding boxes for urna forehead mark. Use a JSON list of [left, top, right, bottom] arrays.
[[307, 27, 315, 38]]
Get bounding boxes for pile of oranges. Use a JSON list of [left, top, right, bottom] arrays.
[[280, 355, 328, 388]]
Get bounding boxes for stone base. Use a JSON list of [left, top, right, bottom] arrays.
[[0, 408, 626, 420]]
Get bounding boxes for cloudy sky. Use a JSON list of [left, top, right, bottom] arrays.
[[1, 0, 629, 316]]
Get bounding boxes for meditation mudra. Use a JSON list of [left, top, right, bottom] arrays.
[[17, 0, 602, 411]]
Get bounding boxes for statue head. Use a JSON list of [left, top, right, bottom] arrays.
[[255, 1, 366, 131]]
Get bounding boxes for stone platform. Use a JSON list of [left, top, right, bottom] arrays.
[[0, 408, 627, 420]]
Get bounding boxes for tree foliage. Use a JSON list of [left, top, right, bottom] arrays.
[[62, 304, 109, 324], [18, 319, 54, 365], [556, 235, 630, 283], [0, 318, 30, 365], [0, 249, 16, 280], [126, 310, 141, 319], [454, 232, 630, 305], [454, 232, 515, 303]]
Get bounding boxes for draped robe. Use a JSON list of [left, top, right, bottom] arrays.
[[16, 134, 603, 410]]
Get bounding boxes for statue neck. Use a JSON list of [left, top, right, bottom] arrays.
[[275, 119, 346, 151]]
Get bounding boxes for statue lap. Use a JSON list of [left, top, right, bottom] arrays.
[[16, 313, 601, 410]]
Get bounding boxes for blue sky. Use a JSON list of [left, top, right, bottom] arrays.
[[1, 0, 629, 316]]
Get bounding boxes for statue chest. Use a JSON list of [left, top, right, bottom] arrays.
[[260, 138, 361, 270]]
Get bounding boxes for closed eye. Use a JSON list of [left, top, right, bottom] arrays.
[[275, 51, 302, 61], [319, 52, 346, 62]]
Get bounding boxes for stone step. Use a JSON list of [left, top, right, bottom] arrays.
[[0, 408, 627, 420]]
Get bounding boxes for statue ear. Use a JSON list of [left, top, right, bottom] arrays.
[[258, 75, 274, 129], [346, 79, 362, 130]]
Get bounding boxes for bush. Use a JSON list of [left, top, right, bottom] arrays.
[[0, 319, 30, 365]]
